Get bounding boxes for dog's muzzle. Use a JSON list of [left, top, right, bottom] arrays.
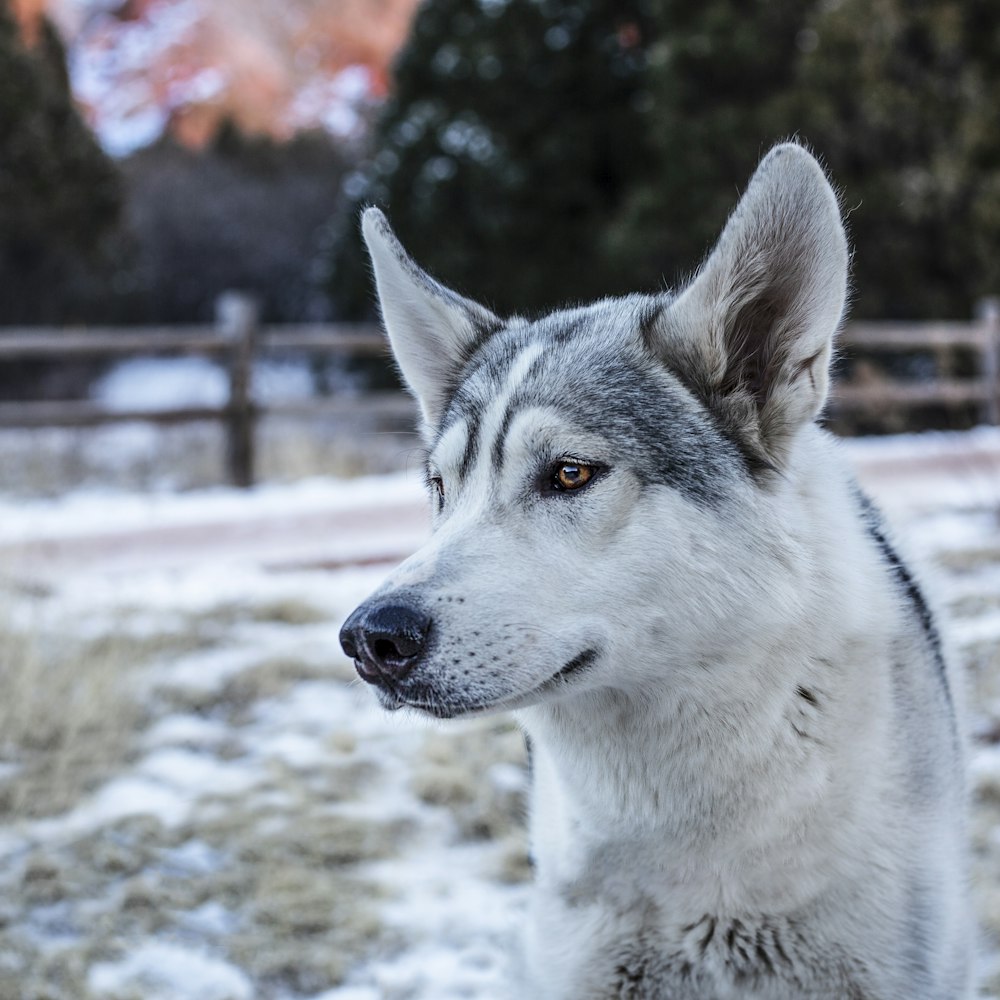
[[339, 601, 431, 687]]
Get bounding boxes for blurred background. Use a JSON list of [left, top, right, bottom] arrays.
[[4, 0, 1000, 326], [1, 2, 1000, 999], [2, 0, 1000, 493]]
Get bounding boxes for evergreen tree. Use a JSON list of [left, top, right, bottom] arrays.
[[613, 0, 1000, 317], [603, 0, 815, 294], [329, 0, 1000, 321], [0, 2, 121, 323], [791, 0, 1000, 317], [328, 0, 659, 317], [119, 126, 350, 323]]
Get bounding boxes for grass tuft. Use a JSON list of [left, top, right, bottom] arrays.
[[0, 617, 146, 820]]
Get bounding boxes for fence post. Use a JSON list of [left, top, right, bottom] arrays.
[[216, 292, 258, 488], [976, 297, 1000, 426]]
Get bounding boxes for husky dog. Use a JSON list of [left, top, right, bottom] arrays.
[[339, 143, 971, 998]]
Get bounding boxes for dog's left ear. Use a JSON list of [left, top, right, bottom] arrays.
[[362, 208, 498, 430], [655, 142, 849, 469]]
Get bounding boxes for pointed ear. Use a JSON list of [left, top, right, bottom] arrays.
[[362, 208, 499, 429], [654, 143, 849, 469]]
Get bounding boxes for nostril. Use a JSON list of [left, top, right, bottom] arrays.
[[370, 628, 424, 665], [379, 632, 422, 659], [342, 601, 432, 684], [373, 637, 399, 661]]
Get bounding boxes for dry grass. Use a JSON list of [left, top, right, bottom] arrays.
[[0, 806, 398, 997], [0, 618, 146, 820], [413, 721, 531, 860], [257, 416, 420, 483], [0, 424, 227, 497], [156, 654, 335, 722], [218, 806, 407, 993], [80, 624, 222, 666], [185, 597, 334, 630], [0, 814, 184, 998], [0, 589, 410, 1000]]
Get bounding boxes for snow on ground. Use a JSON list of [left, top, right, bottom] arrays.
[[91, 356, 323, 414], [0, 472, 423, 545], [0, 430, 998, 998]]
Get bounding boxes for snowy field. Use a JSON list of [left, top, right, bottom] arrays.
[[0, 427, 998, 998]]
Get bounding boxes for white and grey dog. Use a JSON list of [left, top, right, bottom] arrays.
[[339, 143, 971, 998]]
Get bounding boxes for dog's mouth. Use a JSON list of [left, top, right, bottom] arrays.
[[377, 648, 599, 719]]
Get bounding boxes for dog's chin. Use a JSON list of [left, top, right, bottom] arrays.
[[371, 681, 515, 719], [375, 648, 600, 720]]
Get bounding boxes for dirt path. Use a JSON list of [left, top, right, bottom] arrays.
[[850, 436, 1000, 513]]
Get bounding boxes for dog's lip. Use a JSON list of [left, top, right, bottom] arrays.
[[396, 647, 599, 719]]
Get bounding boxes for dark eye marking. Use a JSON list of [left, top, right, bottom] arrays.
[[426, 473, 445, 508]]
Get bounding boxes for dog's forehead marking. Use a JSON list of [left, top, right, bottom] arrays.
[[441, 339, 548, 485], [503, 339, 548, 392], [431, 418, 470, 472], [476, 340, 547, 456], [497, 405, 584, 467]]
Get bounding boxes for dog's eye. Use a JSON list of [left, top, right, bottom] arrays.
[[430, 476, 445, 500], [551, 461, 595, 492]]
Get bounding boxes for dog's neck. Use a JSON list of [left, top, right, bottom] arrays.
[[521, 663, 828, 841], [517, 609, 895, 914]]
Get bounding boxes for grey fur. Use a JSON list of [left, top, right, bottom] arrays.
[[343, 142, 972, 998], [436, 300, 751, 505]]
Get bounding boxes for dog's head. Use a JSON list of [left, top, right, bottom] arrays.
[[339, 143, 849, 718]]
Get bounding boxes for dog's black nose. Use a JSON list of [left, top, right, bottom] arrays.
[[339, 602, 432, 684]]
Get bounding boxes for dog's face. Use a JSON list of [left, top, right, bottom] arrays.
[[340, 144, 849, 718]]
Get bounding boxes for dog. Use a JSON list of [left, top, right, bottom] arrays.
[[339, 142, 972, 998]]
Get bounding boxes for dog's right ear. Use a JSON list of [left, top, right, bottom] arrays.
[[362, 208, 498, 429]]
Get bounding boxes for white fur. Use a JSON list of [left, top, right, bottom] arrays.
[[363, 207, 498, 428], [344, 143, 972, 998]]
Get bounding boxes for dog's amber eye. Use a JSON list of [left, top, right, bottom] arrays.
[[552, 462, 594, 492]]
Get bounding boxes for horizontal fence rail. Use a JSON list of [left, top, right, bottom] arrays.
[[1, 293, 998, 486], [832, 304, 1000, 426], [839, 321, 994, 349], [0, 325, 390, 359]]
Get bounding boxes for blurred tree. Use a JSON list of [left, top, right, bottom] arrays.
[[616, 0, 1000, 317], [117, 126, 350, 323], [326, 0, 660, 317], [328, 0, 1000, 321], [791, 0, 1000, 318], [0, 1, 121, 323], [603, 0, 815, 294]]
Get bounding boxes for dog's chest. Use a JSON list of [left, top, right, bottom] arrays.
[[600, 917, 804, 998], [534, 905, 871, 1000]]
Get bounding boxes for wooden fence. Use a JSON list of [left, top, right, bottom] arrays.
[[0, 292, 998, 487], [834, 297, 1000, 426], [0, 293, 403, 487]]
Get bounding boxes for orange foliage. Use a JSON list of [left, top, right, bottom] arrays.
[[36, 0, 419, 148], [10, 0, 46, 44]]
